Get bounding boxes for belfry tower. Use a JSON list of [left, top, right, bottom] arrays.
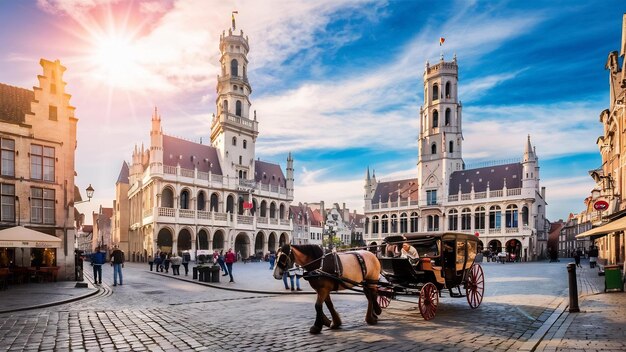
[[210, 24, 259, 179], [417, 55, 464, 202]]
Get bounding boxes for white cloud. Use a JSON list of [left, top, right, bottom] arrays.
[[294, 168, 365, 212]]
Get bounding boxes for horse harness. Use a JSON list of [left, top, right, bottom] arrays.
[[305, 250, 376, 291]]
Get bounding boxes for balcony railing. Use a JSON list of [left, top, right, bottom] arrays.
[[179, 209, 195, 218]]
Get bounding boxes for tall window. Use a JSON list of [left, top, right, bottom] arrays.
[[449, 141, 454, 153], [433, 110, 439, 127], [243, 140, 247, 149], [197, 191, 206, 211], [445, 108, 451, 125], [232, 137, 237, 146], [49, 106, 58, 121], [381, 215, 389, 233], [427, 215, 439, 231], [31, 187, 55, 224], [475, 206, 485, 230], [180, 190, 190, 209], [0, 184, 15, 222], [210, 193, 219, 212], [372, 216, 379, 234], [489, 205, 502, 229], [506, 204, 518, 228], [432, 84, 439, 101], [445, 81, 451, 98], [31, 144, 55, 181], [461, 208, 471, 230], [236, 100, 242, 116], [223, 100, 229, 113], [230, 59, 238, 76], [391, 214, 398, 233], [431, 143, 437, 154], [1, 138, 15, 177], [410, 212, 418, 232], [426, 190, 437, 205], [448, 209, 458, 231], [400, 213, 408, 233]]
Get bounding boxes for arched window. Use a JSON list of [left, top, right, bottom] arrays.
[[279, 204, 285, 219], [521, 206, 529, 226], [432, 84, 439, 101], [461, 208, 471, 230], [180, 190, 190, 209], [433, 110, 439, 127], [243, 140, 247, 149], [475, 206, 485, 230], [232, 137, 237, 146], [270, 202, 276, 218], [372, 216, 379, 234], [506, 204, 519, 228], [489, 205, 502, 229], [162, 187, 174, 208], [239, 156, 242, 165], [410, 212, 418, 232], [445, 108, 451, 125], [231, 59, 238, 76], [381, 215, 389, 234], [260, 200, 267, 217], [197, 191, 206, 211], [223, 100, 229, 114], [226, 195, 235, 213], [449, 141, 454, 153], [238, 195, 244, 215], [448, 209, 458, 231], [391, 214, 398, 233], [431, 143, 437, 154], [210, 193, 219, 212], [236, 100, 242, 116], [427, 215, 439, 231], [400, 213, 408, 233], [445, 81, 451, 98]]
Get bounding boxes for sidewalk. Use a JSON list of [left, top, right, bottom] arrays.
[[534, 260, 626, 352], [0, 279, 98, 314]]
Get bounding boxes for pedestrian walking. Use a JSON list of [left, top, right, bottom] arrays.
[[148, 255, 154, 271], [224, 248, 236, 283], [573, 250, 582, 268], [269, 252, 276, 270], [110, 245, 125, 286], [182, 251, 191, 276], [216, 250, 228, 276], [90, 246, 106, 285], [170, 254, 182, 275], [164, 254, 171, 273], [589, 245, 598, 268]]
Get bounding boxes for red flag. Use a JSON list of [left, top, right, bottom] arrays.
[[243, 201, 253, 210], [439, 37, 445, 46]]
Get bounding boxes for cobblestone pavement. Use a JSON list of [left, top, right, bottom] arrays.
[[0, 259, 622, 351]]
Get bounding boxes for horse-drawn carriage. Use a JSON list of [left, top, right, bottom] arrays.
[[273, 232, 484, 333], [377, 232, 485, 320]]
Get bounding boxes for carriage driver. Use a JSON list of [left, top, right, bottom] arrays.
[[401, 242, 419, 261]]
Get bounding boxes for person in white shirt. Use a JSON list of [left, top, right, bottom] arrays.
[[401, 242, 419, 260]]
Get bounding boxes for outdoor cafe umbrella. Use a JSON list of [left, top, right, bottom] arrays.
[[0, 226, 62, 248]]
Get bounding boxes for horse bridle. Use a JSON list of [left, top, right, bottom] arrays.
[[276, 245, 294, 271]]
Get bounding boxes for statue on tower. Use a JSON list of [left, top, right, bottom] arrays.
[[232, 11, 238, 31]]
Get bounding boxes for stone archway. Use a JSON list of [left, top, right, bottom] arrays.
[[506, 239, 522, 262], [197, 229, 209, 250], [213, 230, 225, 252], [279, 232, 289, 247], [254, 231, 265, 256], [178, 229, 192, 255], [268, 232, 277, 253], [488, 240, 502, 254], [157, 228, 173, 254], [235, 232, 250, 259]]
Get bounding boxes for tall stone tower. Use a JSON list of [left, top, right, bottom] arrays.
[[417, 55, 464, 204], [522, 135, 539, 192], [210, 26, 259, 179]]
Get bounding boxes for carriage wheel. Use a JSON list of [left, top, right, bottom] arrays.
[[465, 263, 484, 309], [418, 282, 438, 320], [377, 287, 392, 309]]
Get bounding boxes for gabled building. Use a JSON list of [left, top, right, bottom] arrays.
[[121, 23, 293, 260], [111, 162, 130, 257], [0, 59, 80, 279], [364, 56, 548, 261]]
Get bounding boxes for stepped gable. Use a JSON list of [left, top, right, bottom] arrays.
[[0, 83, 34, 124], [162, 135, 222, 175], [372, 178, 419, 203], [449, 162, 522, 195], [116, 161, 129, 184], [255, 160, 286, 187]]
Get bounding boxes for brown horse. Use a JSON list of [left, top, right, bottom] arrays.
[[273, 244, 382, 334]]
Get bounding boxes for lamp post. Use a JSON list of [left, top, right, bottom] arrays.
[[74, 184, 95, 205]]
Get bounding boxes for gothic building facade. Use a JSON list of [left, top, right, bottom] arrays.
[[364, 56, 549, 261], [121, 25, 293, 260]]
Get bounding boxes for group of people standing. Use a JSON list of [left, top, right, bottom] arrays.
[[90, 245, 125, 286], [150, 251, 191, 276], [213, 248, 236, 282]]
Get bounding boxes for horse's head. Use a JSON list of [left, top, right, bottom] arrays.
[[272, 244, 293, 280]]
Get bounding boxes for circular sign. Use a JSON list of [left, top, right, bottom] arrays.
[[474, 232, 480, 237], [594, 200, 609, 211]]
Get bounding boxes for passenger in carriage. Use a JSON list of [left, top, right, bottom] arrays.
[[385, 243, 400, 257], [401, 242, 419, 260]]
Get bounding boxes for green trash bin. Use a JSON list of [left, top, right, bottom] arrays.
[[604, 265, 624, 292], [209, 266, 220, 283]]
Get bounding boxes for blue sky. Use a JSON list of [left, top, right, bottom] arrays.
[[0, 0, 624, 223]]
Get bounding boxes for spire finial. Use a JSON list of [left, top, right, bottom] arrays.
[[231, 11, 238, 31]]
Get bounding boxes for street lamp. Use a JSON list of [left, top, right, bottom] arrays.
[[74, 184, 95, 205]]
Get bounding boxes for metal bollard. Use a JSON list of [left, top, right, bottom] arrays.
[[567, 263, 580, 312]]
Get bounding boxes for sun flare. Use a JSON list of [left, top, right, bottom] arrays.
[[90, 33, 141, 87]]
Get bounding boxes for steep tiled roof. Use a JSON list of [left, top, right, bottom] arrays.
[[117, 161, 129, 184], [290, 205, 323, 226], [448, 163, 522, 195], [255, 160, 286, 187], [0, 83, 33, 124], [311, 209, 323, 225], [163, 135, 222, 175], [101, 208, 113, 219], [372, 178, 419, 203]]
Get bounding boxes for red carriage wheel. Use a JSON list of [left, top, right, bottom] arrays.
[[377, 287, 392, 308], [465, 263, 484, 309], [418, 282, 438, 320]]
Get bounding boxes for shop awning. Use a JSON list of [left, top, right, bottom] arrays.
[[0, 226, 62, 248], [576, 216, 626, 239]]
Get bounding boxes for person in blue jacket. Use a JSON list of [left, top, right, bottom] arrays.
[[90, 247, 106, 285]]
